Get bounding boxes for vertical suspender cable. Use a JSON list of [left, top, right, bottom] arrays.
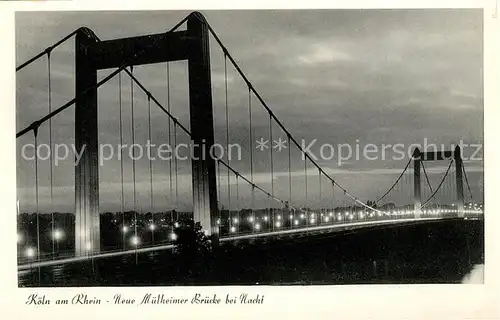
[[402, 165, 410, 211], [174, 122, 179, 219], [34, 128, 41, 282], [251, 188, 255, 232], [421, 162, 433, 209], [395, 172, 400, 206], [462, 165, 474, 204], [235, 174, 239, 234], [224, 54, 231, 230], [343, 190, 347, 220], [118, 72, 125, 250], [408, 162, 412, 207], [318, 169, 322, 224], [331, 182, 335, 222], [267, 194, 272, 231], [451, 163, 456, 204], [47, 52, 55, 259], [288, 136, 293, 227], [130, 66, 138, 264], [217, 160, 221, 230], [147, 95, 154, 244], [166, 63, 174, 226], [304, 156, 308, 227], [248, 87, 256, 232], [269, 114, 274, 231]]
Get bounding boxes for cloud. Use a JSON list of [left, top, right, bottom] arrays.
[[15, 10, 483, 212], [297, 43, 353, 65]]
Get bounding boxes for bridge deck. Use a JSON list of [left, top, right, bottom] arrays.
[[17, 216, 480, 271]]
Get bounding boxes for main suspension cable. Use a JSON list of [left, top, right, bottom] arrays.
[[421, 161, 434, 193], [419, 159, 454, 209], [375, 157, 412, 204], [16, 29, 81, 72], [17, 14, 190, 139], [200, 16, 382, 213], [462, 165, 474, 203]]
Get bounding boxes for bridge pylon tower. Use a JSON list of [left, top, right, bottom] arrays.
[[74, 12, 219, 256], [412, 146, 464, 218]]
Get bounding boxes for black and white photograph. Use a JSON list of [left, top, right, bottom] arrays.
[[15, 9, 484, 288]]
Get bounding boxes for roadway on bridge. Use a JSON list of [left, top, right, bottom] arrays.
[[17, 216, 471, 271]]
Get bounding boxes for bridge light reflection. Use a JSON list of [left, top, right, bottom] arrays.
[[169, 233, 177, 241], [149, 224, 156, 231], [130, 236, 140, 246], [254, 223, 261, 230], [174, 222, 180, 228], [275, 221, 281, 228], [122, 226, 129, 233], [85, 242, 92, 251], [52, 229, 64, 241], [230, 226, 236, 233], [294, 220, 299, 226], [24, 246, 35, 259], [324, 216, 330, 223]]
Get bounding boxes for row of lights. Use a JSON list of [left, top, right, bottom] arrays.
[[21, 240, 93, 260], [19, 207, 484, 253], [18, 229, 65, 244], [122, 221, 181, 233], [227, 207, 484, 232]]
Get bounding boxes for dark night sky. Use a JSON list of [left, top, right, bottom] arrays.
[[15, 10, 483, 213]]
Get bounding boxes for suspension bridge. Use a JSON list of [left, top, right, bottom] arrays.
[[16, 12, 483, 284]]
